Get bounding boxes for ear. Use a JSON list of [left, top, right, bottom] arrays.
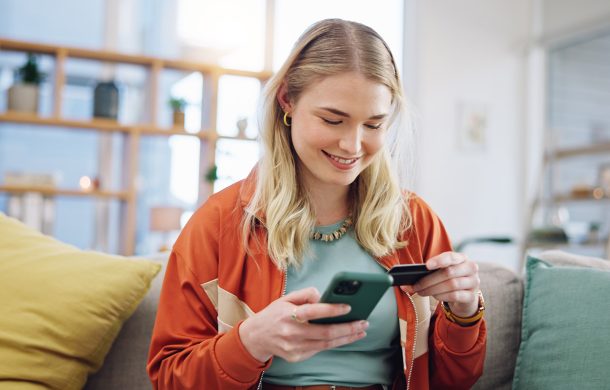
[[276, 82, 292, 113]]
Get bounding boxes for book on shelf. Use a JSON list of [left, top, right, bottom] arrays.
[[4, 172, 57, 234], [4, 171, 58, 188]]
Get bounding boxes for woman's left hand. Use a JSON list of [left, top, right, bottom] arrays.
[[410, 252, 480, 318]]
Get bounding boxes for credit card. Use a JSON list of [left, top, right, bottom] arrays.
[[387, 264, 436, 286]]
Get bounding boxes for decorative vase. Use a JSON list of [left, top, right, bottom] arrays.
[[7, 83, 39, 113], [236, 117, 248, 138], [93, 81, 119, 119], [172, 110, 185, 128]]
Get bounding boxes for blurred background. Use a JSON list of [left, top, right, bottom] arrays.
[[1, 0, 609, 271]]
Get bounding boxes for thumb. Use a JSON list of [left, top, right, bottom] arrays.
[[282, 287, 321, 305]]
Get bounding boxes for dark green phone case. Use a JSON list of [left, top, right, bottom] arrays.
[[310, 271, 394, 324]]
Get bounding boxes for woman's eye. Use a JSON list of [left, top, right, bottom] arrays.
[[322, 118, 342, 125], [366, 123, 383, 130]]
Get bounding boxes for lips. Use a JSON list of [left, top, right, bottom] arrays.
[[322, 151, 361, 169]]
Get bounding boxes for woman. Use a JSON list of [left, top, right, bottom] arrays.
[[147, 18, 486, 390]]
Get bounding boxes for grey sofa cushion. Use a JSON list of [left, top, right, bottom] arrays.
[[472, 261, 523, 390], [85, 254, 169, 390]]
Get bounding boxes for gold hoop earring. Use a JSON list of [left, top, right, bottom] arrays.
[[283, 111, 292, 127]]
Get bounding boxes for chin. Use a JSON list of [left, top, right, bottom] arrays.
[[323, 172, 360, 187]]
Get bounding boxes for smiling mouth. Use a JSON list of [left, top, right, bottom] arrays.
[[322, 151, 361, 165]]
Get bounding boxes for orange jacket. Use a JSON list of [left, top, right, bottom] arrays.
[[147, 174, 486, 390]]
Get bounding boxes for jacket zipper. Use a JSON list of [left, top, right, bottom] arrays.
[[374, 260, 417, 390], [256, 268, 288, 390], [404, 292, 418, 390]]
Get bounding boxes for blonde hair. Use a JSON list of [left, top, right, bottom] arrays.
[[243, 18, 415, 269]]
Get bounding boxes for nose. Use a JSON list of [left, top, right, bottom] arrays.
[[338, 126, 362, 155]]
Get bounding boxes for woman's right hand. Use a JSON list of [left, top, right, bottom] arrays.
[[238, 287, 369, 363]]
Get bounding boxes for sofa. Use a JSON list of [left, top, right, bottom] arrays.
[[4, 209, 608, 390], [82, 250, 609, 390]]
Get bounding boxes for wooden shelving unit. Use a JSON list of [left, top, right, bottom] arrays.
[[553, 195, 610, 203], [0, 112, 130, 132], [0, 112, 211, 138], [547, 143, 610, 160], [525, 135, 610, 263], [0, 38, 272, 255], [0, 184, 129, 200]]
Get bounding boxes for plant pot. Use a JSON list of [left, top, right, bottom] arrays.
[[173, 110, 185, 128], [237, 117, 248, 138], [7, 83, 39, 113]]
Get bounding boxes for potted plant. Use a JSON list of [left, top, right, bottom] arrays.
[[204, 164, 218, 184], [169, 97, 187, 128], [8, 53, 47, 113]]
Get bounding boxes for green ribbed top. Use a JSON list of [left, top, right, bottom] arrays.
[[264, 220, 400, 386]]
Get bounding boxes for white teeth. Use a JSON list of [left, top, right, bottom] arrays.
[[328, 154, 357, 164]]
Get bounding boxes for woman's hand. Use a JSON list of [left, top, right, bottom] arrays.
[[238, 287, 369, 363], [411, 252, 480, 318]]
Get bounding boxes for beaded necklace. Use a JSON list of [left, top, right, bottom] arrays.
[[309, 216, 353, 242]]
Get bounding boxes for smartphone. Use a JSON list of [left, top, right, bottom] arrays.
[[309, 271, 393, 324], [387, 264, 436, 286]]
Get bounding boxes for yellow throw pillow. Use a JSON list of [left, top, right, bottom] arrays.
[[0, 213, 161, 390]]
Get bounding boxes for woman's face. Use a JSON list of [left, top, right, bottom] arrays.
[[283, 71, 392, 192]]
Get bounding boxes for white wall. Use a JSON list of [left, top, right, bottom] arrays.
[[409, 0, 610, 270], [410, 0, 531, 270]]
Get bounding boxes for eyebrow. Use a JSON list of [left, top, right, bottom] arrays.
[[318, 107, 387, 120]]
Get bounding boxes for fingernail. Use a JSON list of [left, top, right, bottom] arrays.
[[343, 305, 352, 313], [427, 261, 436, 269], [360, 320, 369, 329]]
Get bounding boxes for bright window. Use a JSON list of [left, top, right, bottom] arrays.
[[176, 0, 266, 71], [217, 75, 261, 138], [169, 135, 200, 205], [215, 139, 260, 193]]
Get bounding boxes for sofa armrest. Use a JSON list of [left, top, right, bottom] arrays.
[[472, 261, 523, 390]]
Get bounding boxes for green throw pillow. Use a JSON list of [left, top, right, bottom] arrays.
[[0, 213, 161, 390], [512, 256, 610, 390]]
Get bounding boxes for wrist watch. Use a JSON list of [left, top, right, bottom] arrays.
[[441, 290, 485, 326]]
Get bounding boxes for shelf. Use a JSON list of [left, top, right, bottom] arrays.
[[0, 185, 130, 200], [553, 195, 610, 202], [0, 38, 273, 81], [547, 143, 610, 160], [137, 125, 209, 139], [217, 134, 258, 142], [0, 113, 262, 141], [0, 112, 211, 139], [0, 112, 130, 133]]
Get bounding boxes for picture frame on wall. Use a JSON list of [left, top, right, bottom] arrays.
[[456, 100, 488, 152]]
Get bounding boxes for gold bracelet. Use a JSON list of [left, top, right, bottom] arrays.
[[441, 290, 485, 326]]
